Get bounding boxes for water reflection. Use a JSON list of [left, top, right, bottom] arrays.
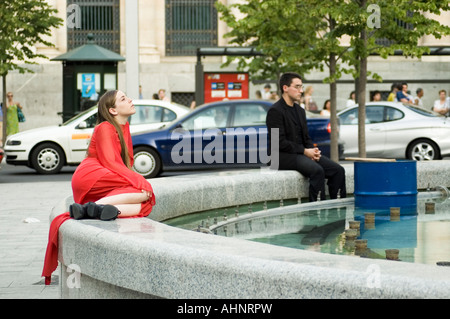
[[164, 192, 450, 266]]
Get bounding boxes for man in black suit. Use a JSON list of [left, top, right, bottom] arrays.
[[266, 72, 346, 202]]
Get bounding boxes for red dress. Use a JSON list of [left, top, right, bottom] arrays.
[[42, 121, 155, 285], [72, 121, 155, 216]]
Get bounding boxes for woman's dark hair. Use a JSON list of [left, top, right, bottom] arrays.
[[94, 90, 131, 168]]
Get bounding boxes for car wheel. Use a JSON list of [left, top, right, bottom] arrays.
[[406, 139, 440, 161], [133, 147, 162, 178], [30, 143, 66, 174]]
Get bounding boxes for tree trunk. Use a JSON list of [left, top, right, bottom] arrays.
[[2, 74, 7, 146], [357, 31, 367, 158], [329, 53, 339, 163]]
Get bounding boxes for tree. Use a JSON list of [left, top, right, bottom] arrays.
[[0, 0, 63, 145], [342, 0, 450, 157], [217, 0, 450, 161], [216, 0, 352, 162], [216, 1, 321, 87]]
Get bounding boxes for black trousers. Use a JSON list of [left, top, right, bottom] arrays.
[[291, 155, 347, 202]]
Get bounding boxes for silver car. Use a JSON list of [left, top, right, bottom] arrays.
[[338, 102, 450, 160]]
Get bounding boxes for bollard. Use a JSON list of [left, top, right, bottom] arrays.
[[385, 249, 399, 261], [364, 212, 376, 229], [345, 228, 358, 240], [390, 207, 400, 221], [349, 220, 361, 236], [355, 239, 368, 250], [425, 202, 435, 214]]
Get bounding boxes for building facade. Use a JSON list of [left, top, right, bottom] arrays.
[[2, 0, 450, 132]]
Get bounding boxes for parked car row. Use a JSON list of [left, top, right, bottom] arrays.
[[4, 99, 449, 178], [4, 100, 190, 174], [131, 99, 341, 178]]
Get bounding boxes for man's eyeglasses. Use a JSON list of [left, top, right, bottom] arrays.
[[290, 85, 304, 91]]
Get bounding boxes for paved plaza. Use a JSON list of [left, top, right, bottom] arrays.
[[0, 172, 71, 298]]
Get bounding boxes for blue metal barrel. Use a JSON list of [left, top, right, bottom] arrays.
[[354, 161, 417, 215]]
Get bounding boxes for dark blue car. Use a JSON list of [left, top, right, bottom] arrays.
[[131, 100, 341, 178]]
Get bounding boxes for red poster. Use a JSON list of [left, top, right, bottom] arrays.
[[204, 72, 249, 103]]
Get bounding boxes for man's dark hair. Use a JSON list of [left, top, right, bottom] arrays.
[[279, 72, 302, 93]]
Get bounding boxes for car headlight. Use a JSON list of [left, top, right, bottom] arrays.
[[6, 140, 21, 146]]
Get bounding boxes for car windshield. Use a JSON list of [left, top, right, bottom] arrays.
[[402, 103, 438, 117], [62, 106, 97, 126]]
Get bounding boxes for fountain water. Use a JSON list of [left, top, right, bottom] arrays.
[[165, 187, 450, 266]]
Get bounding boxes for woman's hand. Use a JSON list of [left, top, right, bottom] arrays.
[[142, 189, 152, 200]]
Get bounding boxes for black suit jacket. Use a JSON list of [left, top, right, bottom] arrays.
[[266, 97, 314, 169]]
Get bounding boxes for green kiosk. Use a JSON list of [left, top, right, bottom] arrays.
[[52, 34, 125, 122]]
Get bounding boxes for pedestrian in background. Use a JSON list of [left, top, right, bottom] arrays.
[[414, 88, 424, 107], [262, 84, 272, 99], [6, 92, 24, 137], [320, 99, 331, 116], [346, 91, 356, 107], [303, 86, 318, 112], [139, 85, 144, 99], [396, 83, 414, 103], [387, 83, 400, 102], [433, 89, 450, 115], [158, 89, 170, 101], [371, 90, 382, 102]]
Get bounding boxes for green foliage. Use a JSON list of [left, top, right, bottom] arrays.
[[216, 0, 450, 159], [1, 0, 63, 145], [216, 0, 450, 84], [216, 0, 323, 86], [0, 0, 63, 76]]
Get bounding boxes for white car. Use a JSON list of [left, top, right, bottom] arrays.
[[4, 100, 190, 174], [338, 102, 450, 160]]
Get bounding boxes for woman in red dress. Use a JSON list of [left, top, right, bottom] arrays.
[[43, 90, 155, 284], [70, 90, 155, 219]]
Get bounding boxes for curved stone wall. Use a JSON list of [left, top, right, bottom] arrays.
[[52, 162, 450, 298]]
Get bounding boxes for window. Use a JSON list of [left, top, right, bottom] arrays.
[[385, 107, 403, 122], [162, 108, 177, 122], [366, 106, 384, 123], [166, 0, 218, 56], [375, 12, 414, 47], [130, 105, 165, 125], [232, 104, 267, 127], [182, 105, 231, 130], [172, 92, 195, 107], [67, 0, 120, 53], [340, 108, 359, 125], [83, 113, 98, 129], [340, 108, 371, 125]]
